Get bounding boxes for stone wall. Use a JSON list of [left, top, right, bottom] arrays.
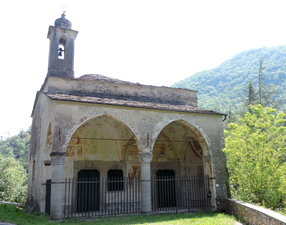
[[217, 199, 286, 225], [47, 76, 198, 107]]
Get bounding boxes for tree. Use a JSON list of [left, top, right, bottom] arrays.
[[258, 59, 276, 107], [0, 127, 31, 172], [0, 157, 28, 204], [223, 105, 286, 209], [244, 79, 258, 112], [224, 105, 237, 129]]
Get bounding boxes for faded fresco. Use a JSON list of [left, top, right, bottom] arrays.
[[64, 115, 141, 179], [124, 138, 141, 179], [152, 121, 205, 177], [64, 118, 207, 180]]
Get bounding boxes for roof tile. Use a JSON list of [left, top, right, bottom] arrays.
[[44, 92, 226, 116]]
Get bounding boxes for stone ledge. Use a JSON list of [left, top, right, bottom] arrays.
[[217, 198, 286, 224]]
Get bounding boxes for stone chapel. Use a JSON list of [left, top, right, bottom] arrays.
[[26, 13, 228, 220]]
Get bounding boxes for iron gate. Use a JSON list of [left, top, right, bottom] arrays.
[[151, 175, 213, 212], [44, 175, 213, 218], [63, 177, 141, 218]]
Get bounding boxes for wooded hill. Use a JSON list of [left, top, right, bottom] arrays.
[[0, 128, 30, 172], [173, 45, 286, 113]]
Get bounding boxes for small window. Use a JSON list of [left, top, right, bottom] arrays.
[[58, 38, 66, 59], [58, 44, 65, 59], [108, 170, 123, 191]]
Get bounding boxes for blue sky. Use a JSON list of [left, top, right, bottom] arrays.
[[1, 0, 286, 138]]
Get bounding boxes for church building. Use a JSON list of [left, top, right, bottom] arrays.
[[26, 13, 228, 220]]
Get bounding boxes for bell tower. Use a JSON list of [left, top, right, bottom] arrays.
[[47, 13, 78, 79]]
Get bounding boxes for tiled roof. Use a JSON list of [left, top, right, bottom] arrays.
[[44, 92, 226, 116], [75, 74, 193, 90], [76, 74, 139, 85]]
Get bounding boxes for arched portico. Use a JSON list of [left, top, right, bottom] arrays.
[[150, 119, 216, 208], [62, 111, 144, 155], [151, 118, 211, 154], [49, 114, 144, 219], [64, 114, 142, 179], [48, 112, 219, 218]]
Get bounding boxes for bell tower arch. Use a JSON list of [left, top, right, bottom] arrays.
[[47, 12, 78, 79]]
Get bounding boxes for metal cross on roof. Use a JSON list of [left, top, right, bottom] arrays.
[[60, 4, 67, 13]]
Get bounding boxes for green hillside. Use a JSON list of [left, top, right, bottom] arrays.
[[173, 46, 286, 113]]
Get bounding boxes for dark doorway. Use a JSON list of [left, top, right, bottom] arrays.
[[77, 170, 100, 212], [108, 170, 123, 191], [156, 170, 176, 208], [45, 179, 51, 215]]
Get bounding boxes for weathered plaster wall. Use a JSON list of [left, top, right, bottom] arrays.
[[46, 76, 198, 107], [29, 75, 227, 214], [63, 115, 207, 181], [51, 100, 226, 203], [193, 114, 227, 200], [27, 85, 57, 212]]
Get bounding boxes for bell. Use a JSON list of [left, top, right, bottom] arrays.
[[58, 51, 62, 56]]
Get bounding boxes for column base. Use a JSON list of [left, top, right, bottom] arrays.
[[49, 219, 63, 222], [141, 211, 151, 215]]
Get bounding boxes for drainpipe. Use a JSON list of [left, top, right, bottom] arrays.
[[222, 115, 227, 122]]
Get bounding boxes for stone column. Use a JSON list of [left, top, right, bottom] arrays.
[[138, 154, 153, 214], [50, 152, 66, 221]]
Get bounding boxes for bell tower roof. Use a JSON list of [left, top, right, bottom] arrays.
[[54, 12, 72, 29]]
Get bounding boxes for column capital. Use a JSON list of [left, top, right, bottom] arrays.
[[138, 154, 153, 164], [50, 152, 67, 165]]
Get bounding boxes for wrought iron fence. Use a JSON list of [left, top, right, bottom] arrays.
[[63, 177, 141, 218], [151, 175, 213, 213], [44, 175, 213, 218]]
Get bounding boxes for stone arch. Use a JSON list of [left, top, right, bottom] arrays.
[[58, 36, 66, 59], [63, 112, 142, 155], [65, 114, 140, 161], [63, 113, 141, 180], [151, 117, 211, 157], [151, 118, 213, 180]]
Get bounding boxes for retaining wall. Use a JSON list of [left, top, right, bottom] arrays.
[[217, 199, 286, 225]]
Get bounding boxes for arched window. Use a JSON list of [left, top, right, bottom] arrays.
[[58, 38, 66, 59]]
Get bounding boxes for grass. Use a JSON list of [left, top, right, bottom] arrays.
[[0, 203, 239, 225]]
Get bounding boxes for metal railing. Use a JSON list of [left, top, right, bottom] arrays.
[[151, 175, 213, 213], [63, 177, 141, 218], [45, 175, 213, 218]]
